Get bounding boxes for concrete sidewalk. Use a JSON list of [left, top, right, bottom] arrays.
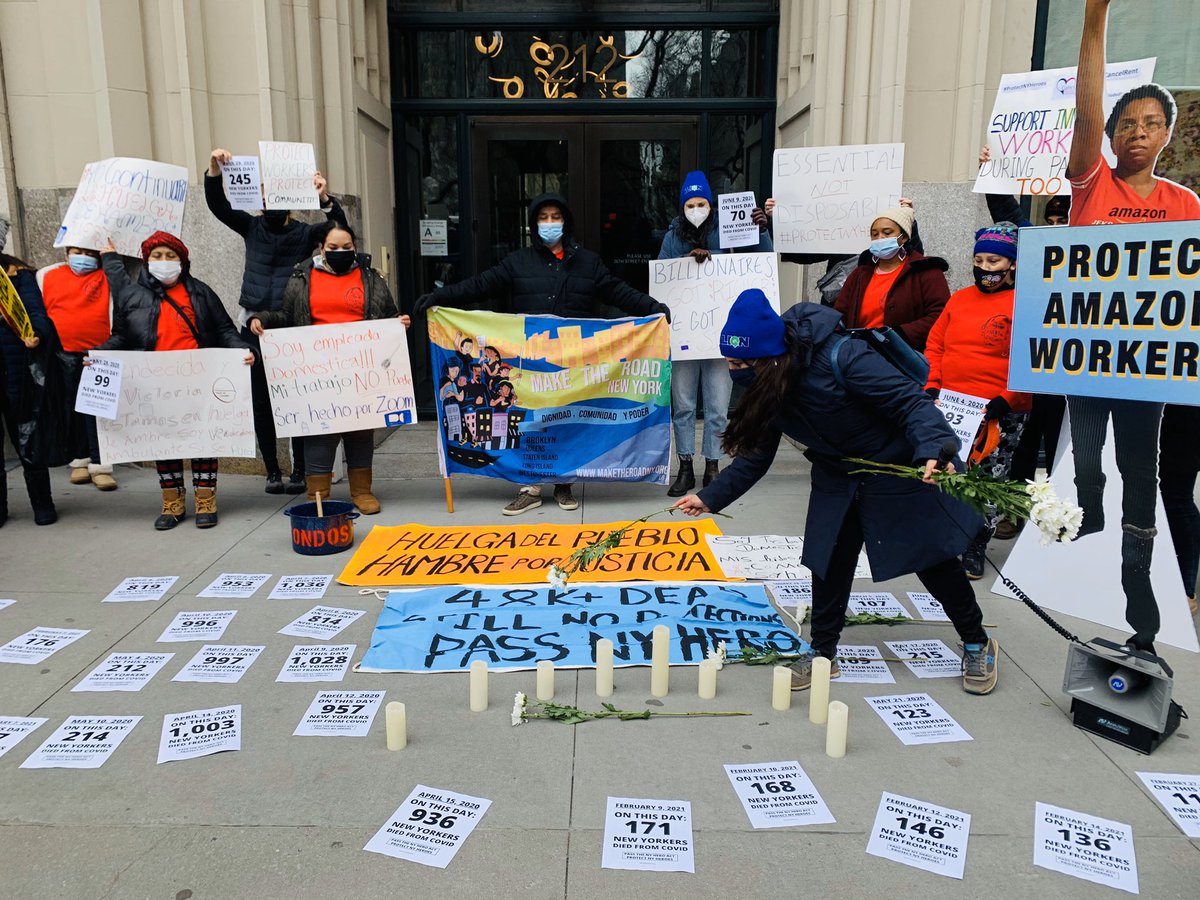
[[0, 434, 1198, 899]]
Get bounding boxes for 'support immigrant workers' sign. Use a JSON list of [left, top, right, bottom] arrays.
[[259, 319, 416, 438], [772, 143, 904, 254], [649, 252, 780, 361], [1010, 221, 1200, 403], [93, 349, 254, 464], [974, 58, 1156, 197], [54, 157, 189, 257]]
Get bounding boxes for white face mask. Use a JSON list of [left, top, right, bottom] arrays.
[[684, 206, 710, 228], [148, 260, 182, 286]]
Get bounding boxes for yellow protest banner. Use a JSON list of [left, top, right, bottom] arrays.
[[0, 267, 35, 343], [337, 519, 733, 586]]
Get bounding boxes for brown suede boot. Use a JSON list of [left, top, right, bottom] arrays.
[[194, 487, 218, 528], [348, 468, 380, 515], [155, 487, 186, 530], [306, 473, 333, 503]]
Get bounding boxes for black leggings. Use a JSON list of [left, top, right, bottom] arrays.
[[809, 501, 988, 659], [242, 326, 304, 475]]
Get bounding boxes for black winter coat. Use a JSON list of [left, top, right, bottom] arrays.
[[96, 254, 249, 353], [697, 303, 980, 582], [1, 268, 54, 407], [427, 193, 669, 320], [204, 174, 348, 313], [255, 257, 398, 328]]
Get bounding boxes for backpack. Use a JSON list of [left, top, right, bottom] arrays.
[[830, 327, 930, 390]]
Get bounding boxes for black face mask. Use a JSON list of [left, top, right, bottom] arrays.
[[325, 249, 357, 275], [973, 265, 1013, 293], [262, 209, 289, 230]]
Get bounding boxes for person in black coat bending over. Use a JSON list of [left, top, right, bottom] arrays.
[[414, 193, 672, 516], [674, 289, 999, 696], [206, 147, 347, 495]]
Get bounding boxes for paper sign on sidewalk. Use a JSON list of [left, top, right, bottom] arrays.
[[157, 705, 241, 763], [1033, 802, 1138, 894], [269, 575, 333, 600], [198, 573, 271, 599], [20, 715, 141, 769], [601, 797, 694, 873], [72, 652, 175, 692], [724, 761, 835, 828], [0, 717, 48, 758], [157, 610, 237, 643], [103, 576, 179, 603], [275, 644, 355, 682], [866, 693, 973, 745], [1135, 772, 1200, 838], [294, 690, 385, 736], [867, 792, 971, 879], [278, 606, 365, 641], [171, 645, 264, 684], [364, 785, 492, 868], [0, 627, 89, 665]]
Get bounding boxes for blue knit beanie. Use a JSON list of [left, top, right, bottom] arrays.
[[974, 224, 1019, 260], [720, 289, 786, 359], [679, 171, 713, 207]]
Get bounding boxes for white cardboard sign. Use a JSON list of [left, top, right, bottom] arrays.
[[602, 797, 694, 873], [74, 356, 122, 419], [259, 319, 416, 438], [865, 693, 973, 746], [72, 652, 175, 692], [364, 785, 492, 868], [157, 610, 237, 643], [772, 143, 904, 253], [717, 191, 760, 249], [269, 575, 333, 600], [1135, 772, 1200, 838], [20, 715, 142, 769], [848, 592, 911, 619], [157, 705, 241, 763], [649, 252, 779, 361], [94, 349, 254, 465], [0, 627, 89, 665], [885, 640, 961, 679], [707, 534, 871, 581], [937, 390, 987, 455], [171, 645, 264, 684], [278, 606, 366, 641], [867, 792, 971, 879], [907, 591, 950, 622], [293, 689, 385, 737], [220, 156, 263, 211], [0, 717, 48, 758], [103, 576, 178, 603], [198, 573, 272, 599], [54, 157, 189, 256], [1033, 802, 1138, 894], [835, 645, 895, 685], [276, 644, 355, 683], [724, 761, 835, 829], [258, 141, 320, 210]]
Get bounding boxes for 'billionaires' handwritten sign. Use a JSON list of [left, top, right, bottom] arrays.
[[260, 319, 415, 437], [772, 144, 904, 254], [649, 252, 780, 361], [93, 349, 254, 464], [54, 158, 189, 257], [259, 141, 320, 210], [1011, 221, 1200, 403]]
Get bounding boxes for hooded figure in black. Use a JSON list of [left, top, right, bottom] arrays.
[[415, 193, 672, 516]]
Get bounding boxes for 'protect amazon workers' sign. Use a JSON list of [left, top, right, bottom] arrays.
[[1010, 221, 1200, 404]]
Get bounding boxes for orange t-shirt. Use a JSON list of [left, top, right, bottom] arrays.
[[1068, 156, 1200, 225], [41, 265, 110, 352], [310, 269, 366, 325], [156, 284, 200, 351], [857, 263, 905, 329]]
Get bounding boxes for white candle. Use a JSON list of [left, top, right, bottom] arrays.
[[650, 625, 670, 697], [595, 638, 614, 698], [698, 659, 718, 699], [469, 660, 488, 712], [826, 700, 849, 758], [771, 665, 792, 710], [536, 659, 555, 701], [809, 656, 831, 724], [385, 701, 407, 750]]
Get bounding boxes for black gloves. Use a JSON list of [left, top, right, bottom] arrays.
[[984, 396, 1011, 420], [925, 387, 940, 400], [652, 302, 672, 324], [413, 293, 436, 315]]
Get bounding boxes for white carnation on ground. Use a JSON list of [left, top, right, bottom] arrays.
[[511, 691, 527, 726]]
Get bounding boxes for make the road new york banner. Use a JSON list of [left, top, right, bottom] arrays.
[[427, 309, 671, 484]]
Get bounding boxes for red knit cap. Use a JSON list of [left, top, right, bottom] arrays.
[[140, 231, 190, 271]]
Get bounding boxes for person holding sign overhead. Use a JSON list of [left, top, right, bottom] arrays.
[[923, 224, 1031, 579], [674, 289, 998, 695], [205, 147, 348, 496], [832, 206, 950, 352], [0, 247, 57, 526], [250, 222, 407, 515], [659, 171, 771, 497], [94, 232, 253, 530]]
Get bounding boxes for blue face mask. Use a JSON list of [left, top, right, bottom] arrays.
[[68, 255, 99, 275], [870, 237, 902, 260], [538, 223, 564, 245], [729, 365, 756, 386]]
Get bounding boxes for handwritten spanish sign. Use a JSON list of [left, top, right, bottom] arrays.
[[649, 252, 780, 360], [259, 319, 415, 437], [258, 141, 320, 210], [93, 349, 254, 464], [55, 157, 189, 256], [772, 143, 904, 254]]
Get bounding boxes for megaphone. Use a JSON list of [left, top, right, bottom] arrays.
[[1062, 638, 1186, 754]]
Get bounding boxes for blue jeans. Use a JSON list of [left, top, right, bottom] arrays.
[[671, 358, 731, 461]]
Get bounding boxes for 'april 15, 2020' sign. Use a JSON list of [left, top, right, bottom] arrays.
[[1010, 221, 1200, 404]]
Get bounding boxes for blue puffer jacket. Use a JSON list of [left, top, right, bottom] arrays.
[[657, 216, 773, 259], [697, 302, 980, 582]]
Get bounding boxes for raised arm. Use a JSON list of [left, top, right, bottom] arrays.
[[1067, 0, 1112, 179]]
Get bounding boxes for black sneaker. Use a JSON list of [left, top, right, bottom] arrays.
[[265, 472, 285, 494], [554, 484, 579, 510], [284, 469, 306, 495], [962, 540, 987, 580]]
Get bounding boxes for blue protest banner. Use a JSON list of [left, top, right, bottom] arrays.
[[356, 583, 805, 673], [1010, 221, 1200, 403]]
